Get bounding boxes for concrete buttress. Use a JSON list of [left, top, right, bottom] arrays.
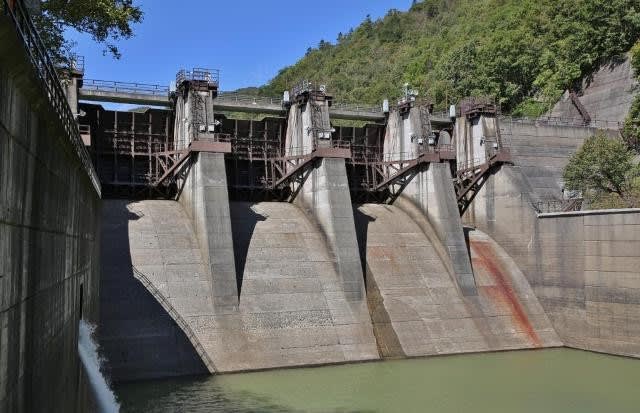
[[179, 152, 238, 312], [385, 107, 477, 295]]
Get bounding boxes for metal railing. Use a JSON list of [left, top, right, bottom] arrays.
[[532, 198, 583, 214], [291, 79, 327, 98], [330, 101, 382, 114], [215, 92, 386, 116], [69, 54, 84, 73], [131, 266, 216, 373], [3, 0, 101, 196], [82, 79, 169, 96], [176, 68, 220, 86], [501, 115, 622, 130], [56, 53, 84, 73], [216, 92, 283, 107], [430, 110, 452, 120]]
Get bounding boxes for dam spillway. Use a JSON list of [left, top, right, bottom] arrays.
[[80, 74, 639, 378], [87, 78, 571, 376], [2, 1, 640, 408]]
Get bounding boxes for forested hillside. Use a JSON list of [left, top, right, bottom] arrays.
[[259, 0, 640, 116]]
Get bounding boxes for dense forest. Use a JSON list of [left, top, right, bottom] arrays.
[[257, 0, 640, 116]]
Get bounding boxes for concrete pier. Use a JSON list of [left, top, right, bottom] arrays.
[[179, 152, 238, 312], [384, 106, 477, 295]]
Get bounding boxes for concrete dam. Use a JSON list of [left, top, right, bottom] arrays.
[[78, 73, 582, 380], [2, 0, 640, 410]]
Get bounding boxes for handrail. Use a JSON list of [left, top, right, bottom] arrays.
[[176, 68, 219, 87], [501, 115, 622, 130], [3, 0, 101, 196], [82, 79, 169, 96], [330, 101, 381, 114], [131, 266, 216, 373], [532, 198, 583, 214], [216, 92, 283, 107]]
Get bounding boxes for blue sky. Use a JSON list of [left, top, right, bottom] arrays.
[[68, 0, 410, 92]]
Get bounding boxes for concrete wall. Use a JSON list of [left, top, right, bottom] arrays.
[[383, 107, 423, 160], [0, 20, 100, 413], [550, 56, 637, 123], [535, 210, 640, 356], [499, 120, 600, 200]]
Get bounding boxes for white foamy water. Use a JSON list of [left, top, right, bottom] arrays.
[[78, 320, 120, 413]]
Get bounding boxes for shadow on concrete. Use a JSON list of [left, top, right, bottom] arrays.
[[352, 206, 375, 285], [352, 205, 406, 359], [99, 200, 207, 382], [229, 202, 266, 297]]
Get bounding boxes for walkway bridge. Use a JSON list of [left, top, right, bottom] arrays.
[[77, 75, 513, 210], [78, 78, 453, 125]]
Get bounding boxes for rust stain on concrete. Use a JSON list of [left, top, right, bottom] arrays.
[[471, 240, 542, 347]]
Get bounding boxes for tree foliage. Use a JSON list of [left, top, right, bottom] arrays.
[[564, 133, 640, 208], [260, 0, 640, 114], [622, 41, 640, 151], [32, 0, 143, 64]]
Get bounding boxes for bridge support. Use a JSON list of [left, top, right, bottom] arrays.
[[384, 101, 478, 296], [179, 152, 238, 311], [453, 98, 512, 215], [399, 163, 478, 296], [287, 81, 370, 305], [172, 70, 238, 311]]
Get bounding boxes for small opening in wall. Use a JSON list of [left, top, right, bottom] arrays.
[[79, 283, 84, 320]]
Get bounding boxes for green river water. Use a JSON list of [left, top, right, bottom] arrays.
[[116, 349, 640, 412]]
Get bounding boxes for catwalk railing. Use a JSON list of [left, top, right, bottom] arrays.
[[2, 0, 102, 196], [500, 115, 622, 130], [532, 198, 583, 214], [82, 79, 169, 96]]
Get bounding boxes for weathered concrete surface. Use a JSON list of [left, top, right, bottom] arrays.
[[355, 203, 559, 358], [178, 152, 238, 312], [295, 158, 370, 301], [227, 202, 379, 370], [383, 106, 425, 160], [536, 210, 640, 357], [399, 164, 477, 295], [465, 164, 640, 358], [384, 108, 476, 295], [99, 200, 209, 381], [0, 19, 100, 413], [455, 114, 500, 168], [499, 120, 600, 199], [550, 56, 637, 123], [100, 199, 379, 374]]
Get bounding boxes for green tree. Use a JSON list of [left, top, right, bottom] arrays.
[[563, 133, 640, 208], [623, 41, 640, 151], [31, 0, 143, 64], [260, 0, 640, 112]]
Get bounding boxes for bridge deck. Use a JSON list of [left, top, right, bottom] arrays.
[[78, 81, 453, 124]]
